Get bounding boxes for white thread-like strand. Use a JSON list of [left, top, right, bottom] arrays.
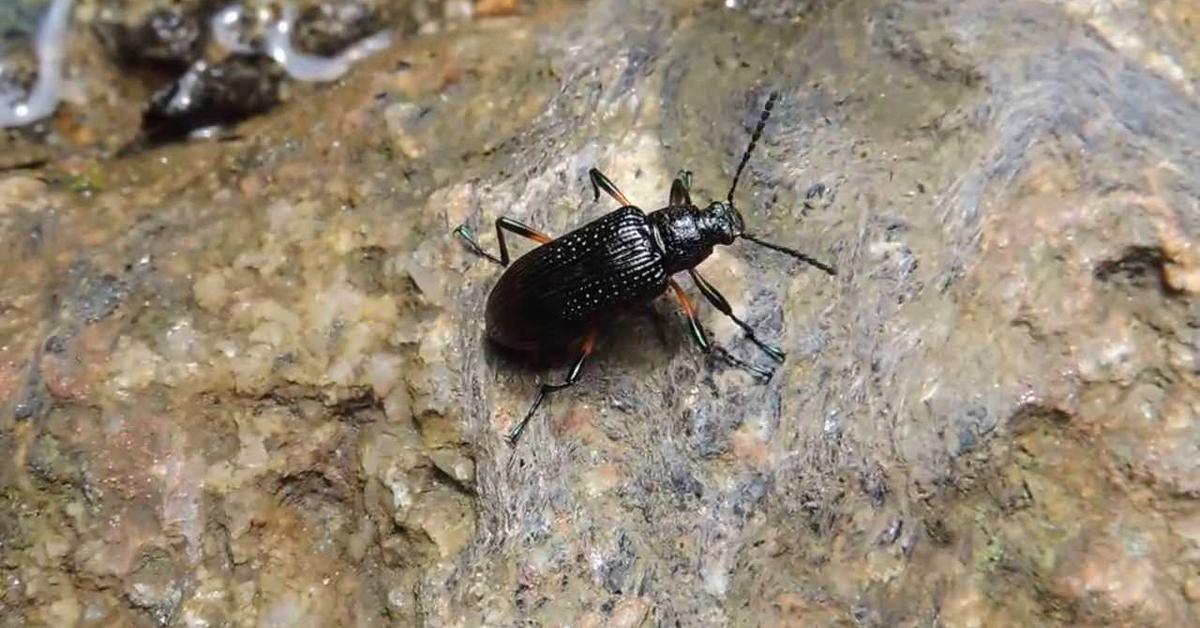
[[0, 0, 74, 128], [264, 3, 391, 82]]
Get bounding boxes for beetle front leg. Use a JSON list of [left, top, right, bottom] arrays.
[[668, 280, 772, 380], [455, 216, 552, 267], [687, 269, 786, 363], [678, 170, 693, 192], [589, 168, 632, 206], [670, 173, 692, 206], [508, 329, 599, 445]]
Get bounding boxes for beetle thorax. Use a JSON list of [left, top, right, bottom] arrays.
[[648, 202, 745, 274]]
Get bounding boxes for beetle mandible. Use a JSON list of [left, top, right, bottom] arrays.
[[455, 91, 837, 445]]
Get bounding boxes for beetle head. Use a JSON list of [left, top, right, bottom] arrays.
[[700, 200, 745, 245]]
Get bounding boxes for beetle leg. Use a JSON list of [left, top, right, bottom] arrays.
[[668, 280, 772, 380], [687, 269, 786, 363], [508, 329, 599, 446], [589, 168, 631, 206], [454, 216, 552, 266], [494, 217, 551, 265], [670, 176, 691, 206], [454, 224, 503, 265]]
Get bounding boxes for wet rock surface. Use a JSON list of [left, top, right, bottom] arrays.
[[2, 0, 1199, 625]]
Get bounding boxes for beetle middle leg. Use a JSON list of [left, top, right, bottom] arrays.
[[687, 268, 786, 362], [455, 216, 552, 266], [589, 168, 632, 206], [508, 329, 599, 445], [667, 279, 772, 380]]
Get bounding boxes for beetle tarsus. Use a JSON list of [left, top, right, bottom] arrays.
[[456, 217, 552, 267], [507, 382, 560, 445], [712, 345, 774, 381], [670, 170, 693, 206], [454, 224, 504, 266], [679, 170, 693, 192], [751, 338, 786, 363]]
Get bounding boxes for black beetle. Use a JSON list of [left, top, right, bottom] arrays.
[[455, 91, 836, 444]]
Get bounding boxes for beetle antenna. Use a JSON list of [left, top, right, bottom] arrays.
[[727, 90, 779, 204], [742, 233, 837, 275]]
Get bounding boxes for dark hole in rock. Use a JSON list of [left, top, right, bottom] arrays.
[[1094, 245, 1170, 292]]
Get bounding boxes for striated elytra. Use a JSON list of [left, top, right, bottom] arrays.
[[456, 91, 837, 445]]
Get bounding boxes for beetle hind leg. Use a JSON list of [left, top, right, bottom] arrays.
[[508, 329, 599, 446]]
